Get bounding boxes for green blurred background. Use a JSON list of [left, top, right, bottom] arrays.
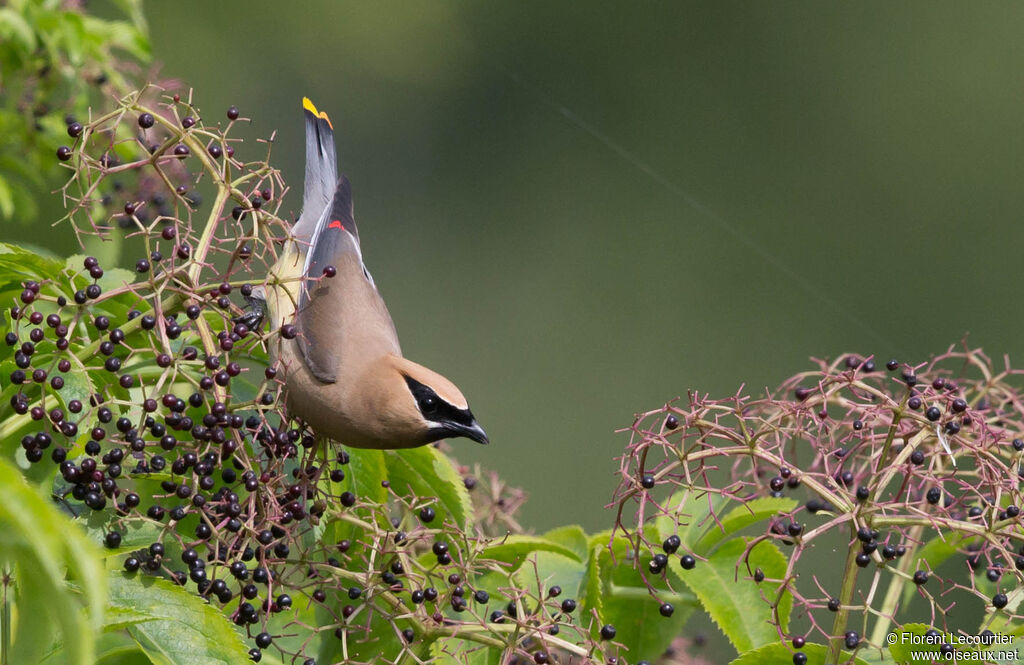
[[9, 1, 1024, 534]]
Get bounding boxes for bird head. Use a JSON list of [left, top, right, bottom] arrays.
[[364, 355, 488, 447]]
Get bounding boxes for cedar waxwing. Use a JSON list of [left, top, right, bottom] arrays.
[[240, 98, 487, 449]]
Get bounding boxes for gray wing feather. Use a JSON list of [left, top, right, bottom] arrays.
[[292, 105, 338, 244], [291, 102, 375, 383], [296, 177, 366, 383]]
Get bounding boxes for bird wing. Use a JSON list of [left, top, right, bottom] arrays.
[[302, 174, 360, 282], [291, 97, 338, 245], [295, 176, 369, 383]]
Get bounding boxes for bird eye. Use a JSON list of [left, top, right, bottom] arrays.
[[404, 376, 445, 419]]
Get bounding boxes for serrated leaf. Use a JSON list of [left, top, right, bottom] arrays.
[[728, 642, 871, 665], [543, 524, 588, 561], [669, 538, 791, 654], [108, 572, 250, 664], [0, 241, 64, 276], [384, 445, 473, 528], [587, 528, 614, 549], [582, 542, 603, 619], [696, 497, 798, 553]]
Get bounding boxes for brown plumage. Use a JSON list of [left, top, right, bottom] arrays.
[[252, 98, 487, 449]]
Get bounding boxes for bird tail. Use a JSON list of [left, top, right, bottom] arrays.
[[292, 97, 338, 244]]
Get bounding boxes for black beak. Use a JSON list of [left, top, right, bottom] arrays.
[[446, 420, 489, 445]]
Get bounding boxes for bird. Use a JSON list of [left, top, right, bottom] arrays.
[[238, 97, 487, 449]]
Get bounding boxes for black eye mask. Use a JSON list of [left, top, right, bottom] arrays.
[[403, 375, 474, 427]]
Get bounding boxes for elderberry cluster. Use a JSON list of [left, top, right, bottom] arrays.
[[615, 347, 1024, 662], [4, 90, 612, 665]]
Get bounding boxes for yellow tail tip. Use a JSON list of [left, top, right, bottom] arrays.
[[302, 97, 333, 130]]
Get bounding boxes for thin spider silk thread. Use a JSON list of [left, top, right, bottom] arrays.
[[496, 64, 903, 356]]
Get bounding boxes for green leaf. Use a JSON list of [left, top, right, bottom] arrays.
[[96, 645, 154, 665], [584, 535, 698, 661], [0, 456, 106, 665], [885, 623, 944, 664], [97, 650, 153, 665], [695, 497, 798, 553], [481, 535, 583, 565], [0, 241, 64, 276], [543, 524, 589, 560], [582, 541, 603, 620], [57, 359, 96, 417], [81, 511, 165, 557], [0, 7, 36, 50], [899, 533, 970, 606], [602, 591, 695, 662], [109, 0, 148, 34], [728, 642, 872, 665], [587, 528, 614, 549], [48, 632, 153, 665], [11, 561, 59, 665], [512, 550, 588, 606], [669, 538, 791, 654], [0, 154, 44, 188], [107, 572, 250, 664], [66, 254, 136, 293], [323, 447, 387, 558], [911, 630, 1023, 665], [430, 637, 502, 665], [0, 173, 14, 218], [80, 233, 124, 269], [82, 16, 150, 60], [59, 11, 87, 67], [384, 445, 473, 528], [656, 486, 728, 549], [8, 181, 38, 222], [856, 651, 899, 665], [985, 587, 1024, 636], [316, 598, 415, 665], [341, 447, 388, 505]]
